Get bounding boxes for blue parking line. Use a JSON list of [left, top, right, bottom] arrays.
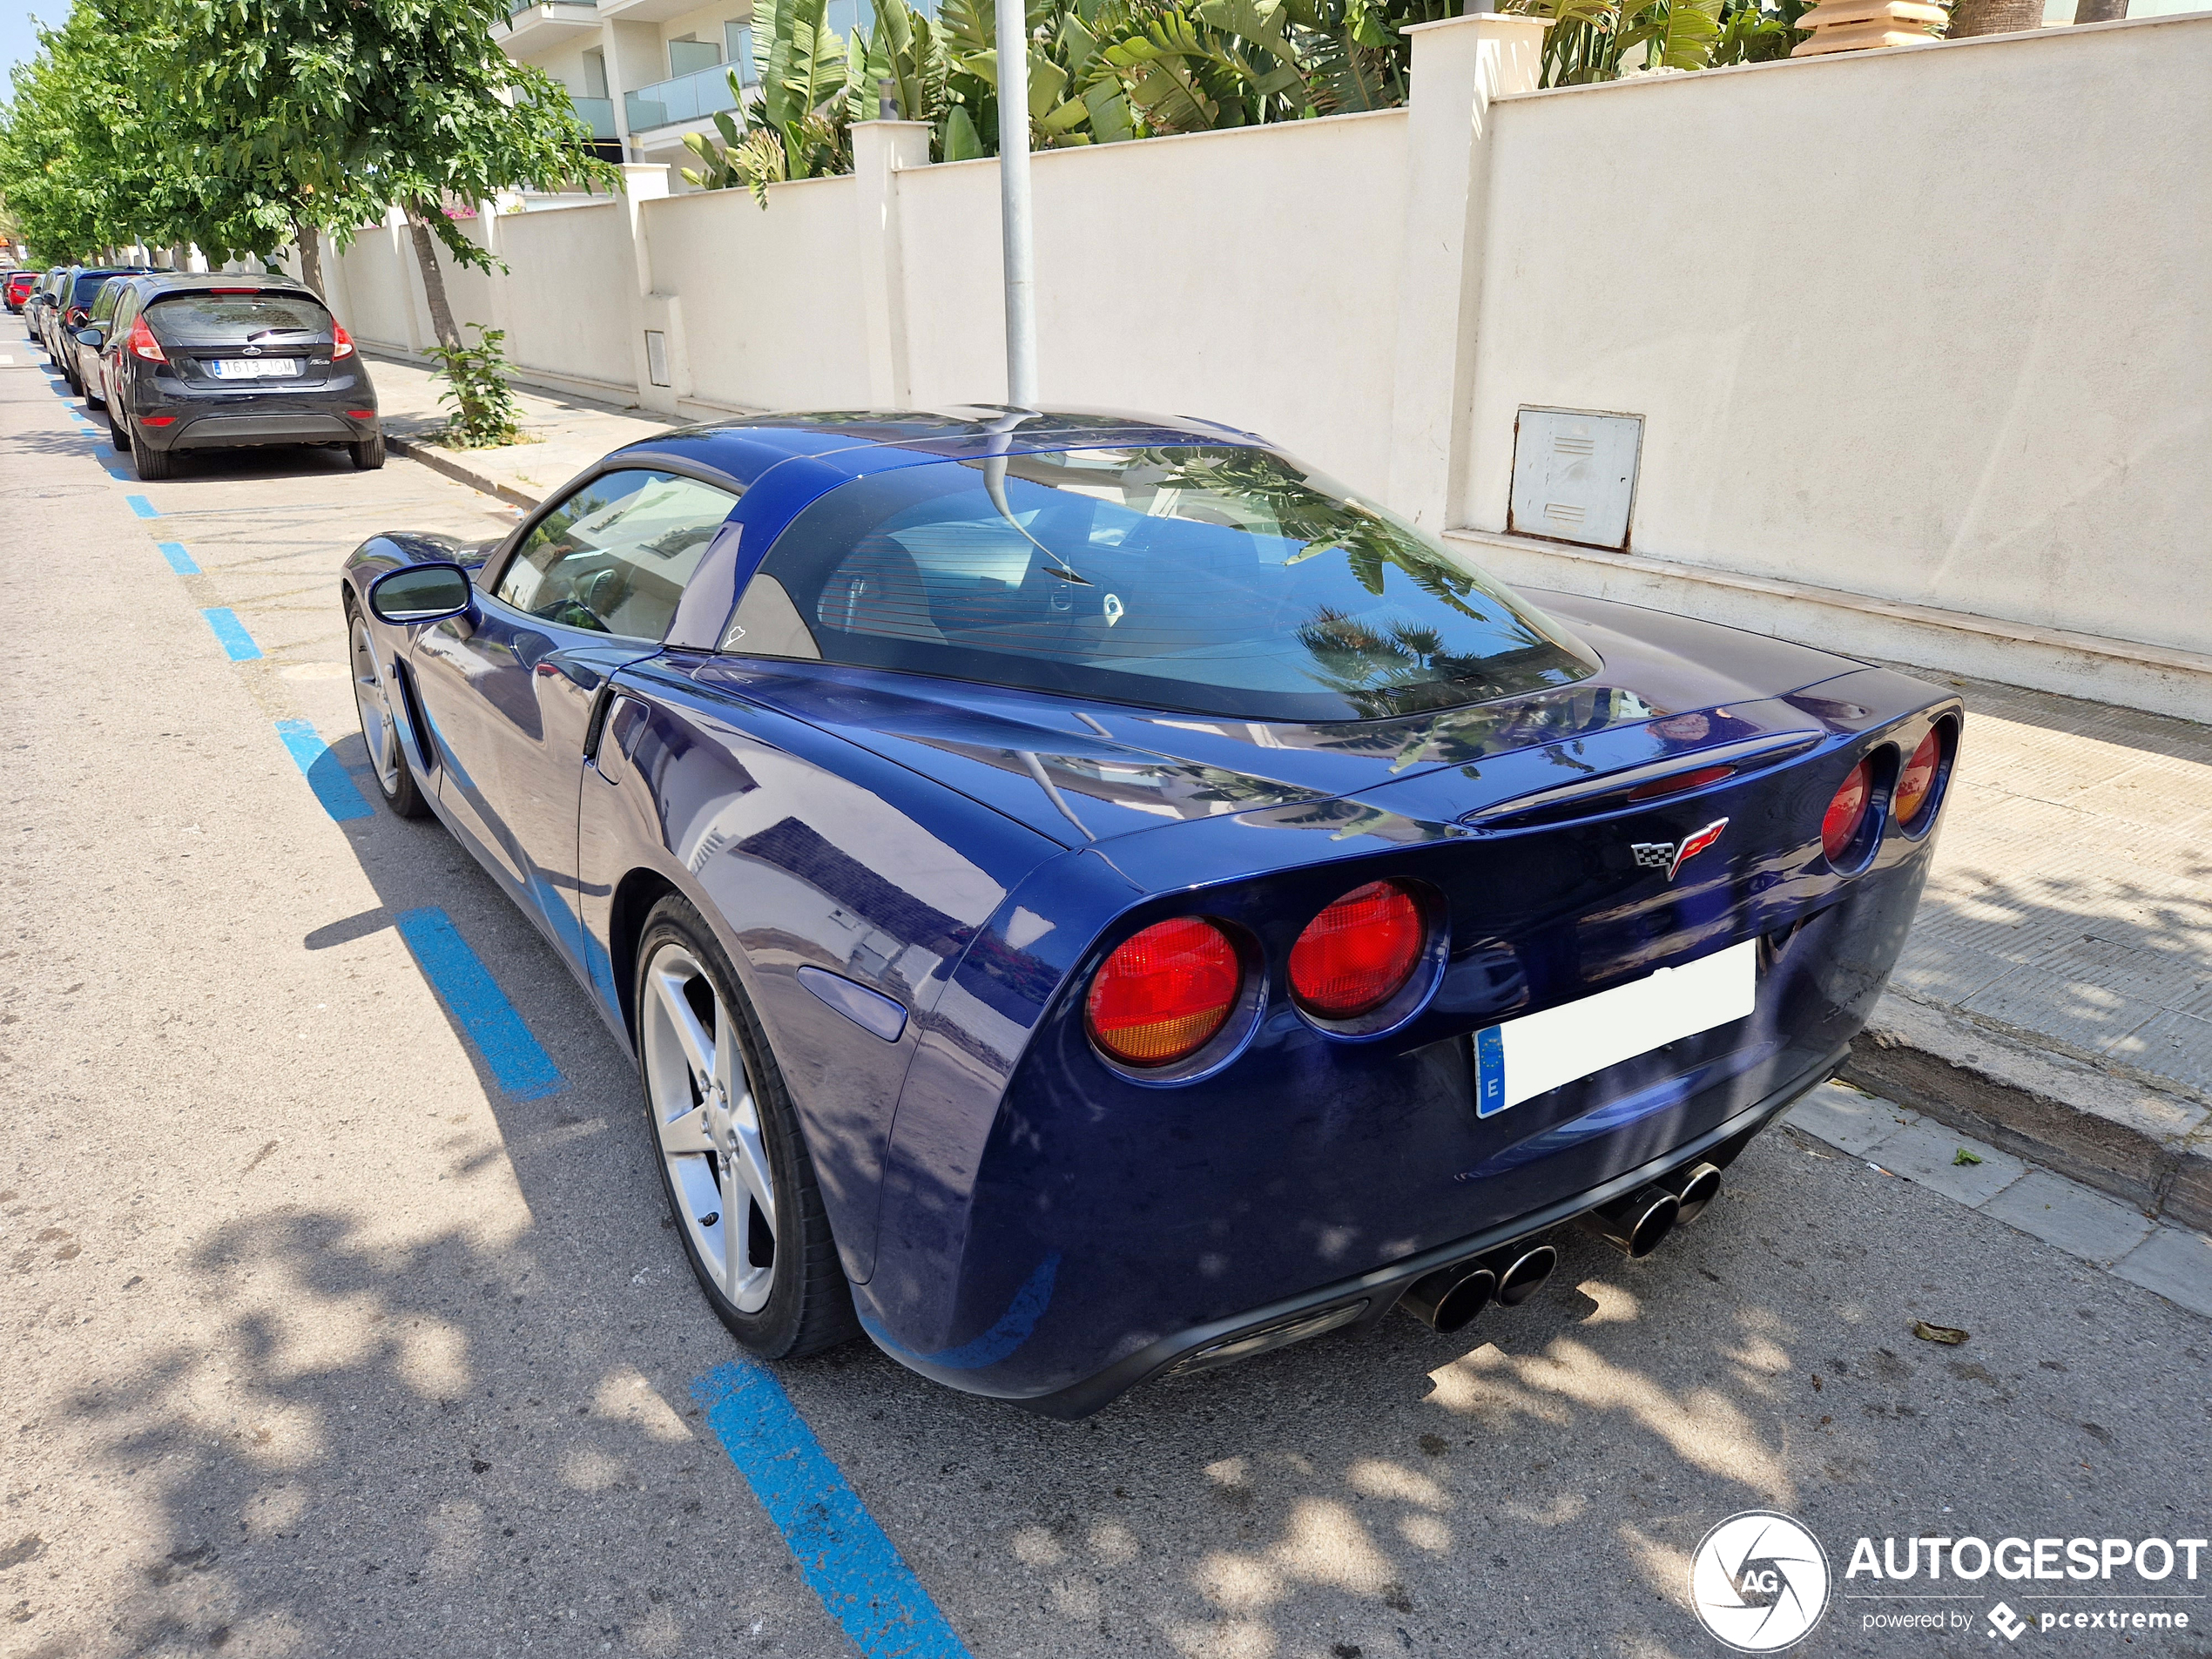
[[691, 1359, 974, 1659], [273, 719, 373, 823], [157, 541, 199, 575], [200, 607, 262, 661], [394, 907, 565, 1099], [125, 494, 158, 517]]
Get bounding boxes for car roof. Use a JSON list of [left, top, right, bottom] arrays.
[[604, 407, 1273, 493], [131, 272, 318, 295]]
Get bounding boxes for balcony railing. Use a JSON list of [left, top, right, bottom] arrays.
[[624, 62, 750, 134], [571, 94, 617, 141]]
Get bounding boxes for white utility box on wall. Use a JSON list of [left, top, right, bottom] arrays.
[[1508, 408, 1642, 550]]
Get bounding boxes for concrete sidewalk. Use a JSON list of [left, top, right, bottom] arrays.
[[1844, 671, 2212, 1233], [361, 355, 2212, 1234], [364, 347, 689, 509]]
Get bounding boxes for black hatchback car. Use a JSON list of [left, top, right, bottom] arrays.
[[92, 273, 382, 480]]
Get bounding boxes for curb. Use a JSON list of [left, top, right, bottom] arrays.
[[1841, 992, 2212, 1235], [384, 432, 541, 511]]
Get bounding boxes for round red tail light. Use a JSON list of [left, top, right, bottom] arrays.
[[1086, 917, 1242, 1067], [1289, 880, 1424, 1020], [1894, 730, 1941, 826], [1821, 760, 1872, 865]]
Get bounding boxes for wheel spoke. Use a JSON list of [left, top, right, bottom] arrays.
[[727, 1090, 776, 1237], [712, 995, 741, 1103], [718, 1157, 747, 1303], [651, 966, 715, 1088], [657, 1103, 712, 1156]]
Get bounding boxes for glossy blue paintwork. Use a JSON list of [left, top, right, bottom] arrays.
[[342, 409, 1959, 1417]]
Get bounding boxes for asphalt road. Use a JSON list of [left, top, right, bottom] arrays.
[[3, 320, 2208, 1659]]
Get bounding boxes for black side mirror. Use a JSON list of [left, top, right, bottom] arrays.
[[368, 561, 474, 625], [75, 326, 104, 347]]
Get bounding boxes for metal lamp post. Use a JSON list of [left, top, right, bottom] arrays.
[[995, 0, 1039, 408]]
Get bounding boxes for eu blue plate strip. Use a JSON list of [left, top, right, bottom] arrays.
[[125, 494, 158, 518], [157, 541, 199, 575], [691, 1359, 973, 1659], [200, 608, 261, 661], [273, 719, 374, 823], [394, 907, 564, 1100], [1474, 1025, 1506, 1118]]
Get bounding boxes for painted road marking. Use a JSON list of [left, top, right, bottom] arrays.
[[157, 542, 199, 575], [394, 907, 565, 1099], [201, 608, 262, 661], [691, 1359, 974, 1659], [273, 719, 374, 824], [125, 494, 158, 518]]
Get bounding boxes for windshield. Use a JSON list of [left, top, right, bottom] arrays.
[[734, 446, 1596, 721], [148, 292, 332, 343]]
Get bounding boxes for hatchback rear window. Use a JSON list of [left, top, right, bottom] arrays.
[[742, 446, 1598, 722], [148, 293, 333, 343]]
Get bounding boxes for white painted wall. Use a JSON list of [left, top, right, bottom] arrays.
[[496, 202, 638, 389], [314, 11, 2212, 718], [1463, 17, 2212, 664]]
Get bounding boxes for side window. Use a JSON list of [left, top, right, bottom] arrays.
[[111, 291, 138, 335], [493, 469, 738, 641], [91, 282, 122, 324]]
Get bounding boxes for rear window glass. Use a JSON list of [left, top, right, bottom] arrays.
[[742, 446, 1597, 722], [148, 293, 332, 343]]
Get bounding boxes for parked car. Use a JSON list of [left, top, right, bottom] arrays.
[[97, 273, 381, 480], [23, 267, 69, 349], [3, 271, 36, 314], [341, 412, 1959, 1417], [68, 275, 133, 408], [46, 265, 150, 393]]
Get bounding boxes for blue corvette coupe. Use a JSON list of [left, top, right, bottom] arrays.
[[343, 409, 1957, 1417]]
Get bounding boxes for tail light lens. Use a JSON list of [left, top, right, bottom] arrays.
[[1820, 760, 1872, 865], [1290, 880, 1424, 1020], [1086, 917, 1242, 1068], [1894, 730, 1941, 826], [125, 315, 166, 362], [332, 321, 356, 360]]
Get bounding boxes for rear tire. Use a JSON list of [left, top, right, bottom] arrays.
[[349, 433, 385, 471], [107, 403, 129, 452], [132, 428, 173, 481], [636, 896, 860, 1360]]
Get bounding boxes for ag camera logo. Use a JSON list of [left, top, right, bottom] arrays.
[[1690, 1511, 1832, 1651]]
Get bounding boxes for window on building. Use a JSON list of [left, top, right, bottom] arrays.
[[581, 47, 609, 98], [668, 36, 722, 76]]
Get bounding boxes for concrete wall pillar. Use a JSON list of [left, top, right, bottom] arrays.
[[1385, 13, 1548, 530], [851, 120, 934, 409], [619, 162, 682, 414]]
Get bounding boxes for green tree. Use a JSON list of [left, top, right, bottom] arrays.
[[141, 0, 617, 345]]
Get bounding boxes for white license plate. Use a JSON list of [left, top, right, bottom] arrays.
[[209, 357, 301, 379], [1473, 941, 1757, 1117]]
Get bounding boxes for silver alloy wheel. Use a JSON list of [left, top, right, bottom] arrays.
[[643, 942, 778, 1314], [349, 616, 403, 798]]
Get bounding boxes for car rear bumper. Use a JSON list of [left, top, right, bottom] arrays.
[[135, 408, 379, 452], [995, 1049, 1835, 1419]]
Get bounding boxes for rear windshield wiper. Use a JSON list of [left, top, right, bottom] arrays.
[[244, 327, 316, 341]]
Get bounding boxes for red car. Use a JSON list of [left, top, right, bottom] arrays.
[[3, 272, 35, 314]]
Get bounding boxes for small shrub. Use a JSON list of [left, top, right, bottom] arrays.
[[425, 325, 523, 448]]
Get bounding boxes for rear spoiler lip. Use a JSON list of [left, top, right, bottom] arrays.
[[1460, 727, 1826, 830]]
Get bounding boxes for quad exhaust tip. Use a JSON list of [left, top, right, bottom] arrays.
[[1399, 1241, 1560, 1332], [1400, 1265, 1495, 1333], [1579, 1184, 1680, 1258], [1665, 1162, 1723, 1225]]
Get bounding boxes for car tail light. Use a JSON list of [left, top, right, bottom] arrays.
[[1894, 730, 1941, 826], [332, 321, 356, 360], [1290, 880, 1424, 1020], [1086, 917, 1242, 1067], [126, 316, 166, 361], [1820, 760, 1872, 865]]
